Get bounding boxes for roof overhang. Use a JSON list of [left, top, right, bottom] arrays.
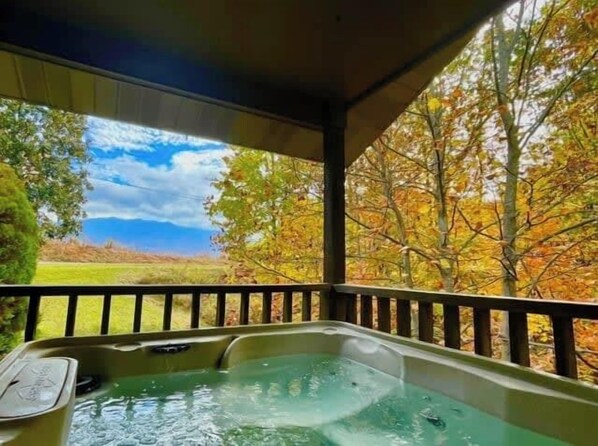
[[0, 1, 509, 165]]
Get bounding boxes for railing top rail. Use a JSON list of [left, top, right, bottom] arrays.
[[0, 283, 330, 297], [335, 284, 598, 320], [3, 281, 596, 319]]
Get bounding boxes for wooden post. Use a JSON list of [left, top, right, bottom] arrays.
[[474, 308, 492, 357], [24, 293, 41, 342], [322, 103, 346, 321], [418, 301, 434, 343], [552, 316, 577, 379], [360, 295, 373, 328], [100, 294, 112, 335], [508, 312, 530, 366], [443, 304, 461, 349]]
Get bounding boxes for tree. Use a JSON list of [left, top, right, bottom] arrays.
[[206, 149, 323, 284], [0, 163, 38, 353], [484, 0, 597, 357], [0, 99, 91, 239]]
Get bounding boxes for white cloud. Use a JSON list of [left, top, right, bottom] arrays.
[[87, 117, 217, 152], [86, 148, 231, 229]]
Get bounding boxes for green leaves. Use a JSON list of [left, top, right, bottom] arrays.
[[0, 99, 90, 239], [0, 163, 38, 352]]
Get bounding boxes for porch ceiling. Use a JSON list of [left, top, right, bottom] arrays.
[[0, 1, 508, 165]]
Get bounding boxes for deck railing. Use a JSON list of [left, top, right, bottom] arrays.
[[1, 283, 596, 380], [0, 283, 329, 343], [335, 284, 598, 380]]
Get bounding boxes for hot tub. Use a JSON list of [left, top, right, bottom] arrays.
[[0, 322, 596, 445]]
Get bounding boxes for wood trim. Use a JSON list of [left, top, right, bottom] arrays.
[[473, 308, 492, 357], [360, 295, 373, 329], [162, 293, 173, 330], [0, 283, 330, 297], [190, 292, 201, 329], [240, 291, 250, 325], [396, 299, 411, 338], [552, 316, 578, 379], [133, 293, 143, 333], [418, 301, 434, 343], [283, 291, 293, 323], [64, 294, 78, 337], [443, 304, 461, 349], [301, 291, 312, 322], [100, 293, 112, 335], [323, 107, 346, 319], [216, 291, 226, 327], [262, 291, 272, 324], [377, 296, 391, 333], [334, 284, 598, 319], [508, 312, 530, 366]]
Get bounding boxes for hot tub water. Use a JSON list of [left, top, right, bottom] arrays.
[[68, 354, 563, 445]]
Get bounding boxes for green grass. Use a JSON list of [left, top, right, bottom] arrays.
[[33, 262, 227, 339]]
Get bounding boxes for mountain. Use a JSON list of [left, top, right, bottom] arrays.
[[81, 218, 217, 256]]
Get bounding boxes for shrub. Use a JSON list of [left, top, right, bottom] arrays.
[[0, 163, 38, 353]]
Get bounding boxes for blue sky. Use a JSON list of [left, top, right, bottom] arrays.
[[84, 117, 231, 230]]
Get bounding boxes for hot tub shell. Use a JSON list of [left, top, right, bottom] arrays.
[[0, 322, 596, 445]]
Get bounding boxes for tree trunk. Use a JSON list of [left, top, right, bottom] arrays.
[[493, 14, 522, 360], [427, 105, 456, 294], [375, 147, 419, 334]]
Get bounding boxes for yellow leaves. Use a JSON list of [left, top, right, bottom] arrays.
[[454, 180, 467, 193], [419, 202, 432, 214], [427, 97, 442, 112], [528, 315, 551, 343]]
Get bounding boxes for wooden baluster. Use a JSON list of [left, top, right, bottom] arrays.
[[552, 316, 577, 379], [360, 295, 373, 328], [240, 291, 250, 325], [418, 302, 434, 343], [24, 293, 41, 342], [335, 292, 348, 322], [283, 291, 293, 323], [163, 292, 173, 330], [377, 297, 391, 333], [100, 293, 112, 335], [346, 294, 357, 324], [396, 299, 411, 337], [262, 291, 272, 323], [64, 294, 79, 336], [302, 291, 312, 322], [133, 293, 143, 333], [190, 291, 201, 328], [443, 304, 460, 349], [216, 291, 226, 327], [473, 308, 492, 357], [508, 312, 530, 366]]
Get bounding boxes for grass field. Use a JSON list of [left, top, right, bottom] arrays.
[[33, 261, 228, 339]]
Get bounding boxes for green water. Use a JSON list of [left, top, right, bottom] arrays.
[[69, 354, 563, 445]]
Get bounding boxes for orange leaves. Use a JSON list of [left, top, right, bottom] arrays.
[[451, 87, 464, 99], [583, 6, 598, 30]]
